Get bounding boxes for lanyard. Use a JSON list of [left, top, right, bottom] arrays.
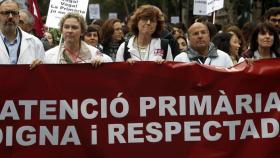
[[2, 30, 22, 64]]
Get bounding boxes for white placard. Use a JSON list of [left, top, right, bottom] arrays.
[[46, 0, 89, 29], [89, 4, 100, 20], [193, 0, 218, 15], [214, 0, 224, 11], [108, 13, 118, 19], [171, 16, 180, 24], [207, 0, 215, 13]]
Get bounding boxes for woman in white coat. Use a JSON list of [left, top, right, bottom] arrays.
[[116, 5, 173, 63], [44, 12, 112, 67]]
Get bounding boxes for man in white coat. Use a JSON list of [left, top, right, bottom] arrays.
[[174, 22, 233, 68], [0, 0, 44, 69]]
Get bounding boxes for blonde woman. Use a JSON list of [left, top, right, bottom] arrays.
[[44, 12, 112, 67]]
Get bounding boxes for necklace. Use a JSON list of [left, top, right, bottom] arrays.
[[64, 47, 80, 63], [136, 37, 150, 61]]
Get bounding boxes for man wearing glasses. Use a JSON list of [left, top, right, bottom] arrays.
[[0, 0, 44, 69]]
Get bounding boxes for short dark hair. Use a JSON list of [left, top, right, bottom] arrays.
[[173, 22, 187, 33], [204, 22, 217, 40], [82, 25, 100, 41], [212, 32, 233, 55], [264, 7, 280, 21], [91, 19, 104, 27], [176, 35, 187, 43]]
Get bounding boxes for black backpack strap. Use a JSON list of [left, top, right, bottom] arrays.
[[123, 40, 131, 61], [160, 39, 169, 59]]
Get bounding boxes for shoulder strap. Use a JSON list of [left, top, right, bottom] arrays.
[[160, 38, 169, 59], [123, 40, 131, 61]]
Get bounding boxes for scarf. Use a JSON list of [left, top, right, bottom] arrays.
[[187, 42, 218, 64]]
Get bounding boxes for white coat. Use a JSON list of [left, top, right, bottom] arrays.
[[44, 41, 112, 64], [116, 36, 173, 62], [0, 29, 45, 64]]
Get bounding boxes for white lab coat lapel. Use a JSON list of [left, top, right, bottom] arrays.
[[148, 38, 161, 60], [0, 36, 11, 64], [18, 30, 30, 62], [127, 36, 141, 60]]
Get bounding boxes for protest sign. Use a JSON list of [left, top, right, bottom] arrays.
[[45, 0, 89, 29], [193, 0, 224, 15], [89, 4, 100, 20]]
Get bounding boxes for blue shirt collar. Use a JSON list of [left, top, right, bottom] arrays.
[[0, 28, 21, 45]]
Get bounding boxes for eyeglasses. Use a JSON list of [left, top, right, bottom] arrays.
[[139, 16, 157, 23], [0, 10, 19, 16], [270, 18, 280, 23]]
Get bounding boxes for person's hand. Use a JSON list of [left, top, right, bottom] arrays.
[[29, 59, 43, 70], [91, 58, 102, 68], [155, 59, 165, 64], [246, 58, 254, 66], [127, 58, 136, 65]]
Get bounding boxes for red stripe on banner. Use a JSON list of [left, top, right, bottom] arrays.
[[0, 60, 280, 158], [28, 0, 44, 37]]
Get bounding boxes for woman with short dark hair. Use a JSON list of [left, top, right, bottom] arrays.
[[82, 25, 102, 50]]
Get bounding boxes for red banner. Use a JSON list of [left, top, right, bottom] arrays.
[[28, 0, 44, 37], [0, 59, 280, 158]]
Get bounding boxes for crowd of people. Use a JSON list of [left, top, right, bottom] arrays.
[[0, 0, 279, 69]]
